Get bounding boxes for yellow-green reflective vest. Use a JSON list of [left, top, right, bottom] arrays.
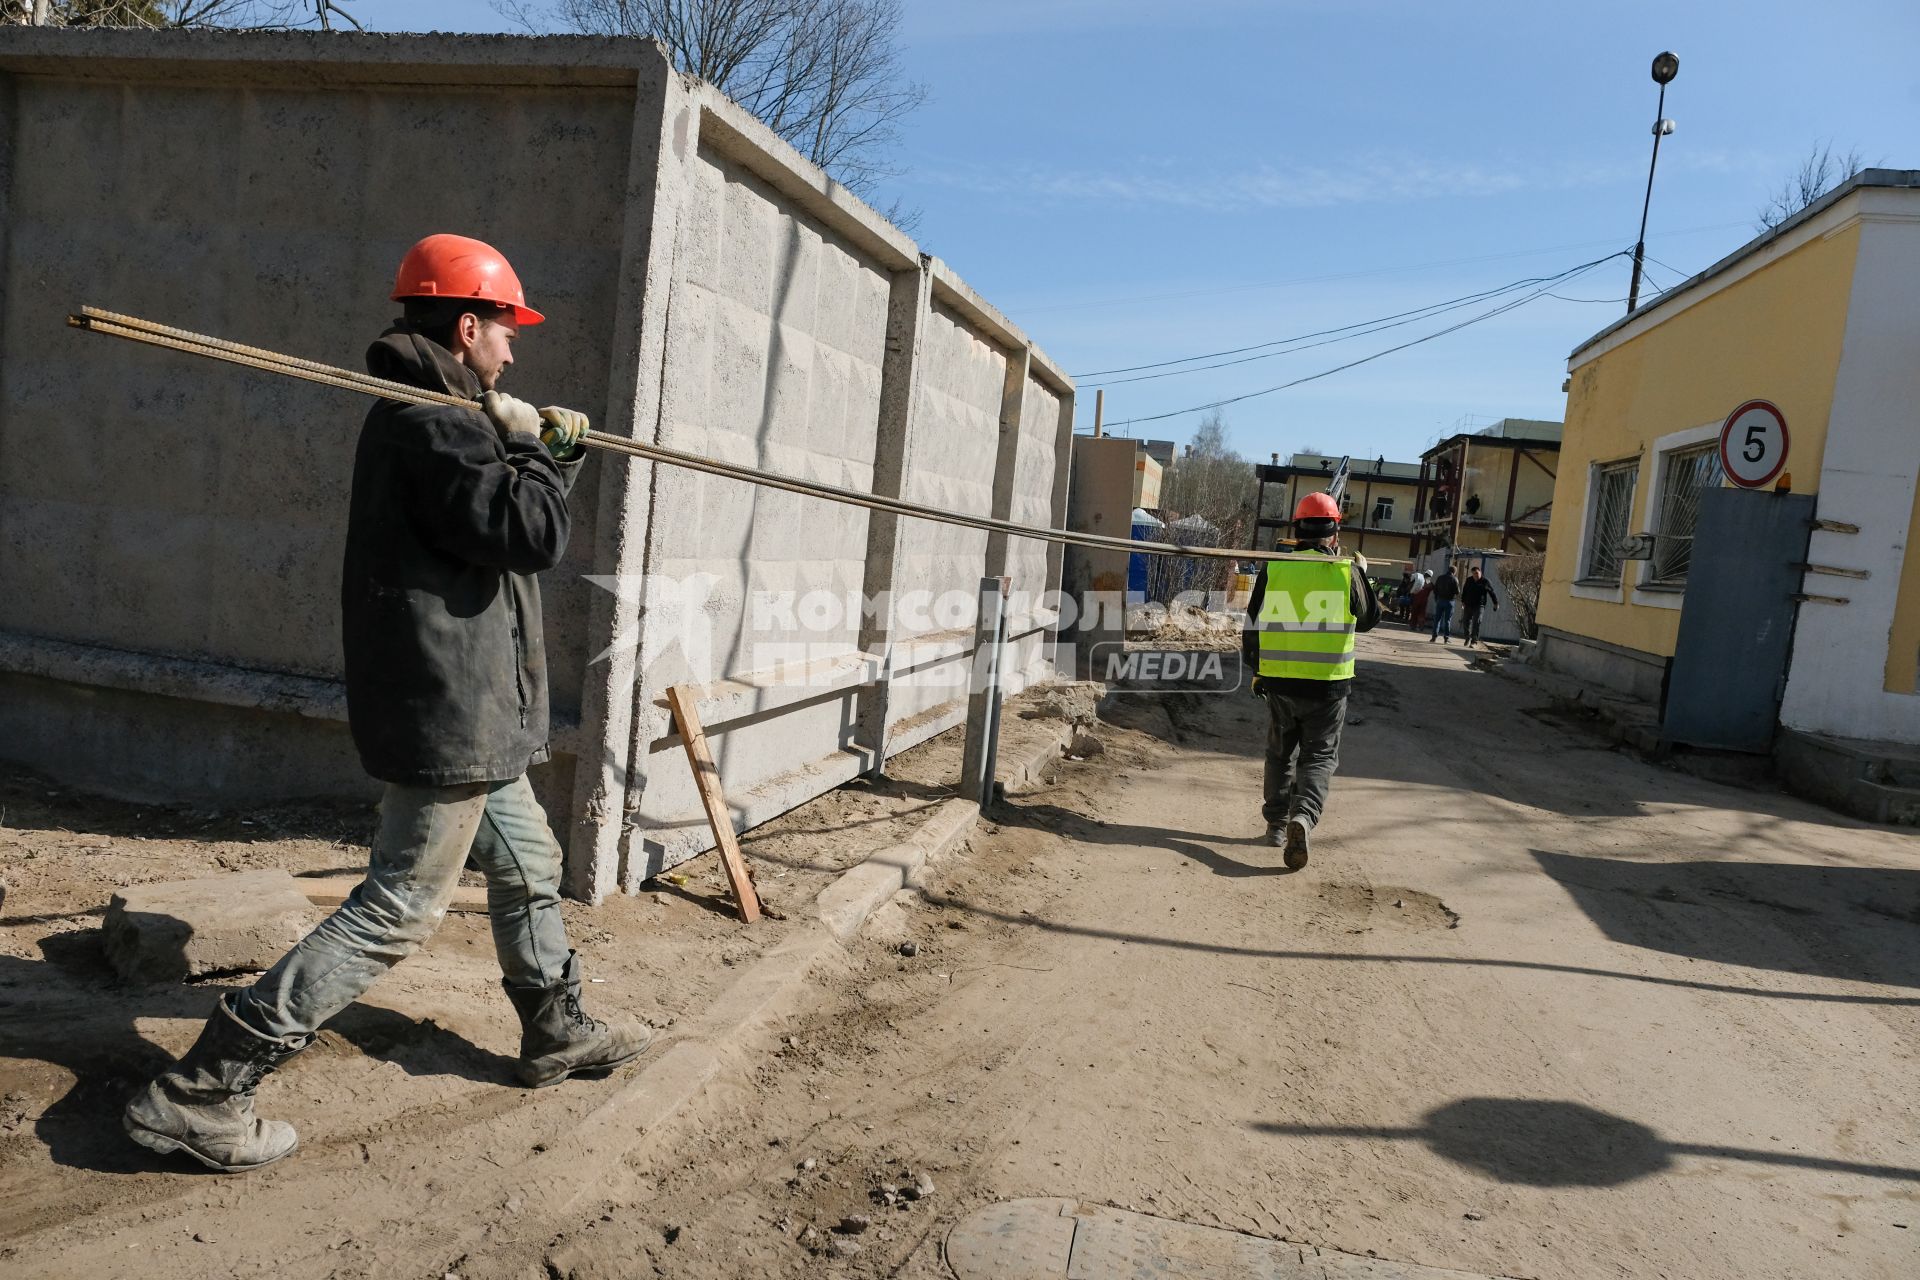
[[1256, 557, 1357, 681]]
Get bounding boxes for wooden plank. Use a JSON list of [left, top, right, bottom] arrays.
[[1797, 562, 1870, 580], [664, 684, 762, 925]]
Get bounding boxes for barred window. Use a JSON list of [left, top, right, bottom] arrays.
[[1649, 444, 1724, 583], [1371, 496, 1394, 524], [1581, 460, 1639, 583]]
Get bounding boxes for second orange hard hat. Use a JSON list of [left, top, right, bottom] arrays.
[[1293, 491, 1342, 523], [391, 233, 545, 326]]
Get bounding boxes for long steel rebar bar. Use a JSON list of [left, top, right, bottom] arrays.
[[68, 307, 1339, 566]]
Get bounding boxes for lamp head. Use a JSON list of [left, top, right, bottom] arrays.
[[1651, 51, 1679, 84]]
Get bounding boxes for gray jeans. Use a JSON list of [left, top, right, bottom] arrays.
[[233, 775, 572, 1040], [1261, 687, 1348, 829]]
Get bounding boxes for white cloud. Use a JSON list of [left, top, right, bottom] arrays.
[[913, 146, 1778, 214]]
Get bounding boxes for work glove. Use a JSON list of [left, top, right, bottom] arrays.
[[1351, 551, 1369, 573], [1250, 675, 1269, 699], [480, 390, 541, 442], [537, 405, 589, 461]]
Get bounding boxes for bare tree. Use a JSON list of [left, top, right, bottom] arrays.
[[8, 0, 357, 27], [1147, 411, 1257, 605], [1756, 142, 1865, 232], [530, 0, 924, 201], [1499, 551, 1545, 640]]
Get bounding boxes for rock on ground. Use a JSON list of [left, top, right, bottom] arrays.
[[102, 868, 319, 983]]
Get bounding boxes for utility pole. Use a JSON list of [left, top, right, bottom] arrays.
[[1627, 51, 1680, 314]]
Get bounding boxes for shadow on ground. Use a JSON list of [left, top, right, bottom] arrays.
[[0, 764, 373, 844], [1255, 1097, 1920, 1187], [0, 939, 515, 1177], [991, 798, 1292, 878], [911, 883, 1920, 1007], [1534, 849, 1920, 988]]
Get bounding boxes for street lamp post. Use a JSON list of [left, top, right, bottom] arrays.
[[1627, 51, 1680, 314]]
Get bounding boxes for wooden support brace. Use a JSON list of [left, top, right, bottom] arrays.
[[1812, 519, 1860, 535], [664, 684, 763, 924], [1796, 562, 1870, 580], [1793, 593, 1851, 606]]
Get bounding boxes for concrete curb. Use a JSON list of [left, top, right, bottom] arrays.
[[815, 796, 978, 941], [460, 718, 1077, 1241]]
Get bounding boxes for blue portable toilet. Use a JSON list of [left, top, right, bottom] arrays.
[[1127, 508, 1164, 598]]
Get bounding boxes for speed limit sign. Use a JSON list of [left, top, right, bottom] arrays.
[[1719, 400, 1790, 488]]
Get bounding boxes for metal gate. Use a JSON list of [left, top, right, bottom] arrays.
[[1662, 487, 1814, 751]]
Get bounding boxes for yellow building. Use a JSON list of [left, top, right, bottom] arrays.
[[1537, 168, 1920, 752]]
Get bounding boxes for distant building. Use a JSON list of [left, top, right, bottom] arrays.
[[1139, 439, 1177, 468], [1251, 452, 1424, 567], [1413, 419, 1562, 556], [1063, 436, 1169, 671]]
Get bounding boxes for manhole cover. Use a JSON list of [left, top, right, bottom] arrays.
[[946, 1198, 1504, 1279]]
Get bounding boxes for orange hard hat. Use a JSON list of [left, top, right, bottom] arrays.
[[391, 233, 544, 326], [1293, 491, 1342, 523]]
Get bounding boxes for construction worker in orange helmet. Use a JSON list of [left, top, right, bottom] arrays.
[[124, 234, 649, 1173], [1239, 488, 1381, 869]]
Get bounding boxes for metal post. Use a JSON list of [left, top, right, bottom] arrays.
[[959, 576, 1010, 805], [1628, 53, 1680, 313], [1626, 80, 1667, 313], [1093, 388, 1104, 438], [981, 605, 1009, 805]]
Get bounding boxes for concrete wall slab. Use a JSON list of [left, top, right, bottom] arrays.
[[0, 30, 1076, 902]]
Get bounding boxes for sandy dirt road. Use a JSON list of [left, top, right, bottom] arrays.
[[6, 630, 1918, 1278], [526, 630, 1920, 1279], [0, 694, 1074, 1279]]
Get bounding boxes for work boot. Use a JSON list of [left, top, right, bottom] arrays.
[[503, 951, 653, 1089], [1265, 825, 1284, 847], [123, 992, 311, 1172], [1283, 816, 1313, 870]]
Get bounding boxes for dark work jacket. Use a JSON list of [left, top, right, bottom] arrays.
[[340, 327, 582, 786], [1461, 576, 1498, 610], [1431, 571, 1461, 602], [1241, 541, 1382, 698]]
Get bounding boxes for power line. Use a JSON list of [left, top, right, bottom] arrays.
[[1080, 261, 1609, 387], [1012, 219, 1752, 316], [1102, 254, 1623, 430], [1074, 268, 1577, 382], [1642, 251, 1692, 280]]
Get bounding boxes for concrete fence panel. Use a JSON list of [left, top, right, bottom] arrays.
[[0, 30, 1075, 904]]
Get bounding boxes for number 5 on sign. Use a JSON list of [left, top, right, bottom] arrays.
[[1718, 400, 1790, 489]]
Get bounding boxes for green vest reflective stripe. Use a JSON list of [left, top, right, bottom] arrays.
[[1256, 557, 1357, 681]]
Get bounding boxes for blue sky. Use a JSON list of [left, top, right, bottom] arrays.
[[351, 0, 1917, 463]]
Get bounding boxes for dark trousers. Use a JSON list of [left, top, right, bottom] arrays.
[[1462, 603, 1485, 644], [1261, 686, 1348, 829]]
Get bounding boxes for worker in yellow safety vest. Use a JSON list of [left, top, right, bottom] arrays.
[[1240, 491, 1381, 868]]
